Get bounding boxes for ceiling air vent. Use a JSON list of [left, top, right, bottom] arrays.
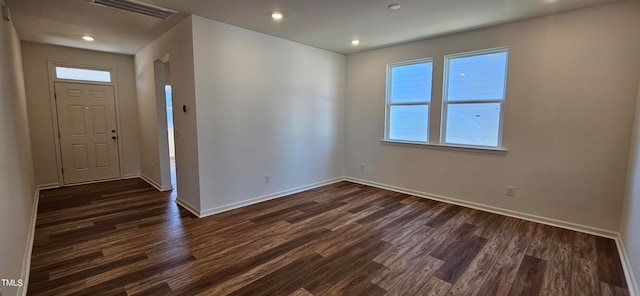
[[90, 0, 177, 20]]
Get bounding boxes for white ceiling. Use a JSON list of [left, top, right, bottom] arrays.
[[6, 0, 619, 55]]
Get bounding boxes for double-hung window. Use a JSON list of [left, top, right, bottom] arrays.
[[442, 48, 508, 148], [385, 59, 433, 143]]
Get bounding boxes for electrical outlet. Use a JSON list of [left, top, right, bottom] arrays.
[[506, 186, 515, 197], [360, 163, 365, 171], [265, 174, 270, 183]]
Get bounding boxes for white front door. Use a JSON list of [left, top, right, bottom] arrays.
[[55, 82, 120, 184]]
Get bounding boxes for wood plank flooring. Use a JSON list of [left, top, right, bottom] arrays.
[[28, 179, 629, 295]]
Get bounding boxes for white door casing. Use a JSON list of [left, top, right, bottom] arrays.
[[55, 82, 120, 184]]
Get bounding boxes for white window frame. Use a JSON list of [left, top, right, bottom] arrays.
[[384, 58, 433, 143], [441, 47, 509, 149]]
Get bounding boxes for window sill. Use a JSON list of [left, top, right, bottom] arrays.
[[380, 139, 508, 155]]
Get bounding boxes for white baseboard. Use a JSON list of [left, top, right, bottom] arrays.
[[195, 177, 346, 218], [344, 177, 618, 239], [35, 182, 59, 191], [139, 173, 173, 192], [175, 197, 201, 218], [617, 236, 639, 296], [123, 173, 140, 179], [18, 186, 41, 296]]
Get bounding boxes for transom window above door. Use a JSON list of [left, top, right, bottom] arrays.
[[54, 66, 112, 83]]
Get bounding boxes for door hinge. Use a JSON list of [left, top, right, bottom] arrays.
[[61, 168, 64, 174], [57, 131, 60, 138], [54, 92, 57, 100]]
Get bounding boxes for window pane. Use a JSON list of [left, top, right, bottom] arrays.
[[389, 105, 429, 142], [55, 66, 111, 83], [445, 103, 501, 147], [390, 61, 432, 103], [447, 51, 507, 102], [165, 85, 173, 129]]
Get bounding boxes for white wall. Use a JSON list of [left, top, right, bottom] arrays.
[[135, 16, 201, 208], [191, 15, 345, 213], [621, 80, 640, 293], [345, 1, 640, 231], [0, 2, 35, 295], [21, 42, 140, 186]]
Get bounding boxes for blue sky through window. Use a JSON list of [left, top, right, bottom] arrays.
[[444, 49, 507, 147], [390, 62, 432, 103], [447, 52, 507, 102], [387, 60, 432, 142]]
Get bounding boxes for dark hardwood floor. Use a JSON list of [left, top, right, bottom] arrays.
[[28, 178, 629, 295]]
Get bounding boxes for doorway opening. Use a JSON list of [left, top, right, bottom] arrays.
[[153, 57, 177, 196], [165, 84, 176, 192]]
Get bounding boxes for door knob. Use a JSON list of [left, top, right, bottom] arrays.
[[111, 130, 116, 133], [112, 136, 117, 140]]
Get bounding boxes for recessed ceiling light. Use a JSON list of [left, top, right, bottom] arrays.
[[271, 12, 283, 20], [351, 39, 360, 45], [388, 4, 401, 10], [82, 35, 95, 42]]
